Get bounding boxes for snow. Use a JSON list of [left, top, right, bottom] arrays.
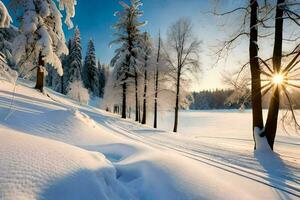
[[67, 80, 89, 105], [0, 80, 299, 199], [0, 1, 12, 28]]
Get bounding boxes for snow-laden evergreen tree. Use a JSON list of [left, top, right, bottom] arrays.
[[83, 39, 99, 96], [9, 0, 76, 92], [98, 61, 107, 98], [58, 38, 72, 94], [110, 0, 146, 119], [0, 1, 11, 28], [67, 27, 82, 92]]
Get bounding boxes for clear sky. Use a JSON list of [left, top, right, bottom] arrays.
[[4, 0, 250, 91], [63, 0, 242, 91]]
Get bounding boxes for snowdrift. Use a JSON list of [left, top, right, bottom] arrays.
[[0, 80, 299, 200], [0, 127, 133, 200]]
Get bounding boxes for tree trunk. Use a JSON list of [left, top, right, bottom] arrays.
[[154, 67, 158, 128], [249, 0, 264, 149], [135, 70, 139, 121], [173, 71, 180, 133], [154, 33, 161, 128], [35, 52, 45, 92], [142, 62, 148, 124], [129, 107, 131, 118], [61, 75, 64, 94], [263, 0, 284, 150], [138, 104, 141, 123], [122, 82, 127, 119]]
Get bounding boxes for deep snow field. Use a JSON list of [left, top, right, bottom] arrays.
[[0, 80, 299, 200]]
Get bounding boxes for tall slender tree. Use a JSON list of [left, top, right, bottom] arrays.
[[83, 39, 99, 96], [164, 18, 201, 132], [263, 0, 284, 149], [141, 32, 152, 125], [110, 0, 146, 119], [153, 32, 161, 128], [67, 27, 82, 90], [249, 0, 263, 149]]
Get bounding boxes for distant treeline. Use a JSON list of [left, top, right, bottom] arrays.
[[189, 89, 251, 110]]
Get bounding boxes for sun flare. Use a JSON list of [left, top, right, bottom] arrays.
[[272, 73, 285, 85]]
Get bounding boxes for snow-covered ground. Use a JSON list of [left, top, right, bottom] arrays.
[[0, 80, 299, 200]]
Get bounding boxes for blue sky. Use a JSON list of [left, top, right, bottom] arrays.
[[64, 0, 228, 90], [4, 0, 248, 90], [64, 0, 210, 63]]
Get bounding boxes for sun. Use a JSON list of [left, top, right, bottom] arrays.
[[272, 73, 285, 85]]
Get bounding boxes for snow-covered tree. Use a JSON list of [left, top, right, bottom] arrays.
[[98, 61, 107, 98], [0, 26, 18, 69], [140, 32, 153, 124], [67, 80, 89, 105], [58, 38, 72, 94], [10, 0, 76, 92], [110, 0, 146, 119], [66, 27, 82, 91], [0, 1, 12, 28], [83, 39, 98, 96]]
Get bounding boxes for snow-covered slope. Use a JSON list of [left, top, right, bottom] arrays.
[[0, 80, 299, 200]]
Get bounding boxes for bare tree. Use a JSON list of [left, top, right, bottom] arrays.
[[153, 31, 161, 128], [213, 0, 300, 150], [163, 18, 201, 133]]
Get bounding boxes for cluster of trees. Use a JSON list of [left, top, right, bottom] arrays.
[[0, 0, 108, 104], [189, 89, 251, 110], [45, 27, 109, 102], [103, 0, 200, 132]]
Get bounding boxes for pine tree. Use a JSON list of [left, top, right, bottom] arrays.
[[83, 39, 99, 96], [67, 27, 82, 92], [110, 0, 146, 119], [98, 61, 107, 98]]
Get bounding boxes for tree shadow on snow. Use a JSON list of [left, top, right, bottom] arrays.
[[0, 90, 65, 110], [254, 150, 300, 199]]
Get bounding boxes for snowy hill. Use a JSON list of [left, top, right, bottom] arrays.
[[0, 80, 299, 200]]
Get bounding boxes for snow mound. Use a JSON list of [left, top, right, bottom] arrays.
[[0, 58, 18, 83], [3, 108, 105, 145], [0, 127, 133, 200], [253, 127, 272, 153]]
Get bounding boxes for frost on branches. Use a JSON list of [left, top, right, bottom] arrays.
[[0, 1, 12, 28], [9, 0, 76, 91], [67, 80, 89, 105]]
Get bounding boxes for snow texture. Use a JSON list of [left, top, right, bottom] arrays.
[[0, 80, 299, 200]]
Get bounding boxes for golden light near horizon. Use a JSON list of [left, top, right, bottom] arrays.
[[272, 73, 285, 85]]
